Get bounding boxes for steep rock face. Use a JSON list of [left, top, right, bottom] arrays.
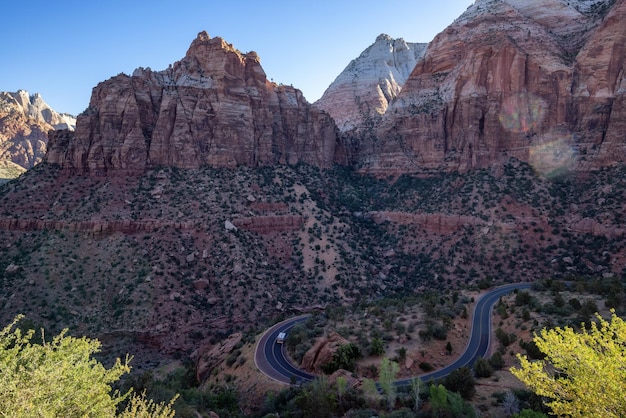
[[46, 32, 341, 174], [315, 34, 426, 133], [366, 0, 625, 175], [0, 91, 75, 179]]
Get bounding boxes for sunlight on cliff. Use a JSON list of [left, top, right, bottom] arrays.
[[529, 134, 577, 178], [499, 92, 547, 134]]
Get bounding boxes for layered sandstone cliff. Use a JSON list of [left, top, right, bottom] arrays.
[[361, 0, 625, 175], [0, 91, 75, 179], [46, 32, 341, 174], [315, 34, 427, 133]]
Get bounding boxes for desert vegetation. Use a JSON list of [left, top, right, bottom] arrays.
[[0, 159, 625, 415]]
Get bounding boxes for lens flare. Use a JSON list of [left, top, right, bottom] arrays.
[[529, 133, 577, 177], [499, 93, 547, 133]]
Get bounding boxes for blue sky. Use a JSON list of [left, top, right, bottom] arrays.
[[1, 1, 473, 116]]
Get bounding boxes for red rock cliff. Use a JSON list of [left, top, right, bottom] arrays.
[[46, 32, 342, 174], [366, 0, 626, 175]]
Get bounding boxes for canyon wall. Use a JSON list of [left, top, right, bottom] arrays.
[[356, 0, 626, 175], [46, 32, 342, 174]]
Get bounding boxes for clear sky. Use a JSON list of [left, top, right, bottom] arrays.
[[0, 0, 474, 116]]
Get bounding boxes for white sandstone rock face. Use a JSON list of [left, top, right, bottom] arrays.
[[6, 90, 76, 130], [0, 90, 77, 176], [314, 34, 427, 133]]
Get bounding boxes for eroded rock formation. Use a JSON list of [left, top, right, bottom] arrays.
[[361, 0, 625, 175], [301, 332, 350, 373], [46, 32, 342, 174], [315, 34, 426, 133], [0, 91, 75, 178]]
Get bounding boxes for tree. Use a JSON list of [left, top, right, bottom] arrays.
[[378, 358, 399, 411], [429, 384, 448, 417], [511, 310, 626, 417], [0, 315, 176, 418], [336, 376, 347, 405], [488, 351, 505, 370], [443, 367, 476, 399], [321, 342, 361, 373], [428, 384, 476, 418], [511, 410, 548, 418], [502, 391, 520, 416], [410, 377, 421, 412], [369, 337, 385, 356], [294, 376, 336, 418], [473, 357, 493, 378], [119, 392, 178, 418]]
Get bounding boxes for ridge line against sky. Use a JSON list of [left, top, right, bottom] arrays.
[[0, 0, 473, 116]]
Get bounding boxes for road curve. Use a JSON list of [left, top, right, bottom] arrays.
[[254, 315, 316, 384], [255, 283, 531, 385]]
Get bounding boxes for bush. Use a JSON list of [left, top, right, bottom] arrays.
[[0, 315, 176, 417], [489, 351, 505, 370], [473, 357, 494, 378], [443, 367, 476, 399], [419, 362, 434, 372], [369, 337, 385, 356], [321, 343, 362, 374]]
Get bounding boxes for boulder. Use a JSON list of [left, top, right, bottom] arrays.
[[301, 332, 350, 373]]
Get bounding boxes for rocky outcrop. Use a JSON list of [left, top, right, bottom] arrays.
[[232, 215, 304, 234], [301, 332, 349, 373], [194, 332, 242, 381], [46, 32, 342, 174], [315, 34, 426, 134], [0, 91, 75, 178], [364, 0, 625, 175], [0, 218, 196, 234]]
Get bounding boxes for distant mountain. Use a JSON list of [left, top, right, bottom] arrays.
[[315, 34, 427, 133], [0, 90, 76, 181]]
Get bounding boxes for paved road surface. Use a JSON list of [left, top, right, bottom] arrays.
[[254, 283, 532, 385]]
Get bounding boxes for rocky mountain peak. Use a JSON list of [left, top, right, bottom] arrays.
[[46, 32, 341, 174], [315, 34, 427, 133], [2, 90, 76, 131], [185, 31, 261, 69], [0, 90, 76, 180], [458, 0, 615, 54]]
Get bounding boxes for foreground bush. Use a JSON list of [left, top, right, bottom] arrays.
[[511, 310, 626, 417], [0, 315, 176, 417]]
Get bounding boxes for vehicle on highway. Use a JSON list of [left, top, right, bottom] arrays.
[[276, 331, 286, 344]]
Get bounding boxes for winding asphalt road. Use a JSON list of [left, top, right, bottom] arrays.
[[254, 283, 531, 385]]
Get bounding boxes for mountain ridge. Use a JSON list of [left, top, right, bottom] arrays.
[[1, 2, 625, 411]]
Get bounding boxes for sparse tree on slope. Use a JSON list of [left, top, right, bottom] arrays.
[[511, 310, 626, 418]]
